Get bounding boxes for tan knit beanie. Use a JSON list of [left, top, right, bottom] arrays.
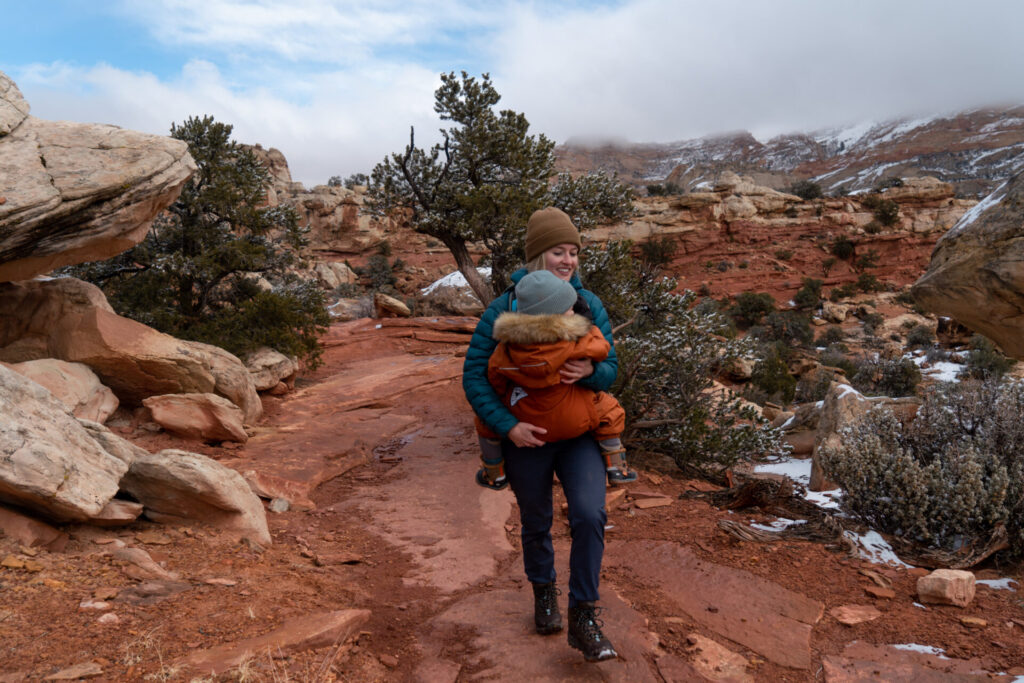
[[524, 207, 581, 262]]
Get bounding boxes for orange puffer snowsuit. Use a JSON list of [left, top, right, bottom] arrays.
[[476, 311, 625, 444]]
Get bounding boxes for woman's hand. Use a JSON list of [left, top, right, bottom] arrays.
[[559, 358, 594, 384], [508, 421, 547, 448]]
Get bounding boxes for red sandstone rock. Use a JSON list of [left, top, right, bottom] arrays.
[[917, 569, 976, 608]]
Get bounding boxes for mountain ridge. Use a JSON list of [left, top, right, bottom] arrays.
[[555, 106, 1024, 198]]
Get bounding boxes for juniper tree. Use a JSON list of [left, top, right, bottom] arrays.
[[367, 71, 633, 302], [581, 241, 786, 476], [64, 115, 329, 366]]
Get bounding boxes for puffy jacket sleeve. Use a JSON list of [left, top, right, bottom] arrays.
[[462, 293, 519, 437], [576, 290, 617, 393]]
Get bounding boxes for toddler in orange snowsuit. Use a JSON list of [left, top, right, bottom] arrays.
[[474, 270, 635, 489]]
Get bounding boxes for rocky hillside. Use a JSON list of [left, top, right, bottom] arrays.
[[556, 106, 1024, 198]]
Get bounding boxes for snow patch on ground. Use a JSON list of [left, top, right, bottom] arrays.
[[977, 578, 1018, 591], [847, 530, 913, 568], [750, 517, 807, 532], [420, 267, 491, 295], [754, 457, 811, 486], [892, 643, 948, 658], [908, 353, 963, 382]]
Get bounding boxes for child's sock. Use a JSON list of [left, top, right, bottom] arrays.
[[599, 437, 637, 484], [476, 436, 508, 490]]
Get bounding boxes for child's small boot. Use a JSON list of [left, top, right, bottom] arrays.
[[599, 439, 637, 485], [475, 437, 508, 490]]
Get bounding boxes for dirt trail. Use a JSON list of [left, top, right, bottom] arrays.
[[3, 317, 1023, 681]]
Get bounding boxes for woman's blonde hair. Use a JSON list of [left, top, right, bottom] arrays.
[[525, 253, 548, 273]]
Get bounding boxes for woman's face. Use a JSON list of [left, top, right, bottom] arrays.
[[543, 243, 579, 282]]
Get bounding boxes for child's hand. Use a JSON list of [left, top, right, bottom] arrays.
[[559, 358, 594, 384]]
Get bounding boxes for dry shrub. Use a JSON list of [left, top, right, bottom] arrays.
[[821, 379, 1024, 555]]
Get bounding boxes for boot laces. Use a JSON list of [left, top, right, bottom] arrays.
[[574, 605, 606, 642], [538, 584, 560, 614]]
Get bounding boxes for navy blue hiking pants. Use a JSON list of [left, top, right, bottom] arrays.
[[503, 434, 607, 607]]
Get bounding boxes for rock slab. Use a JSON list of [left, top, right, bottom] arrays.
[[605, 540, 823, 669]]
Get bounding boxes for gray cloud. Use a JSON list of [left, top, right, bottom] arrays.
[[11, 0, 1024, 185]]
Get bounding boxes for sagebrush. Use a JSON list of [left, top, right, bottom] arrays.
[[821, 380, 1024, 555]]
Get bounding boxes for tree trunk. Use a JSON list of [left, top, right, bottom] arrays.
[[442, 235, 491, 305]]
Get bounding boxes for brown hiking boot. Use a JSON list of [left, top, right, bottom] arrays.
[[532, 582, 562, 635], [567, 602, 617, 661]]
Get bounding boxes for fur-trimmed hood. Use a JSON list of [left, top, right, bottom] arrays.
[[492, 312, 592, 345]]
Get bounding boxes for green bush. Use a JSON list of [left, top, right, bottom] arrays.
[[821, 380, 1024, 555], [729, 292, 776, 328], [960, 334, 1015, 381], [795, 367, 839, 403], [793, 278, 823, 311], [646, 182, 683, 196], [751, 344, 796, 404], [854, 250, 880, 272], [640, 235, 678, 268], [820, 347, 857, 377], [580, 241, 786, 476], [754, 311, 814, 347], [821, 256, 837, 276], [775, 249, 794, 260], [63, 115, 329, 367], [871, 197, 900, 226], [829, 283, 858, 301], [905, 324, 935, 349], [851, 356, 921, 397], [860, 311, 885, 337], [789, 180, 823, 200], [856, 273, 883, 292], [817, 325, 845, 347], [830, 236, 855, 260]]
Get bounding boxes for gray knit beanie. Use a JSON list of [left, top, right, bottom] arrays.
[[515, 270, 578, 316]]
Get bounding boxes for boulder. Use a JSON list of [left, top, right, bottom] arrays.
[[0, 71, 195, 283], [0, 364, 127, 521], [0, 71, 29, 137], [5, 358, 118, 422], [913, 172, 1024, 359], [120, 449, 271, 545], [0, 278, 260, 420], [77, 419, 150, 466], [312, 260, 358, 289], [917, 569, 976, 607], [374, 292, 411, 317], [142, 393, 248, 443], [328, 297, 368, 321], [0, 503, 67, 548], [244, 347, 298, 392], [181, 340, 262, 423], [822, 301, 850, 324]]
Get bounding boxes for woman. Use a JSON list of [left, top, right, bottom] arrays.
[[462, 206, 619, 662]]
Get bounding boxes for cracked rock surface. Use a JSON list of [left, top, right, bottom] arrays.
[[0, 70, 196, 282]]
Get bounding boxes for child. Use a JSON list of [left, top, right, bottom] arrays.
[[475, 270, 637, 489]]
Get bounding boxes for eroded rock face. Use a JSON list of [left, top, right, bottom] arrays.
[[0, 365, 127, 521], [0, 71, 196, 282], [120, 449, 271, 545], [143, 393, 248, 443], [912, 172, 1024, 359], [244, 347, 297, 392], [4, 358, 118, 423], [0, 278, 261, 420]]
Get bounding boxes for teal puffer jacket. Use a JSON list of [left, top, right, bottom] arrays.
[[462, 268, 618, 437]]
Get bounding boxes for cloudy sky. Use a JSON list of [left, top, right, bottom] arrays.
[[5, 0, 1024, 186]]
